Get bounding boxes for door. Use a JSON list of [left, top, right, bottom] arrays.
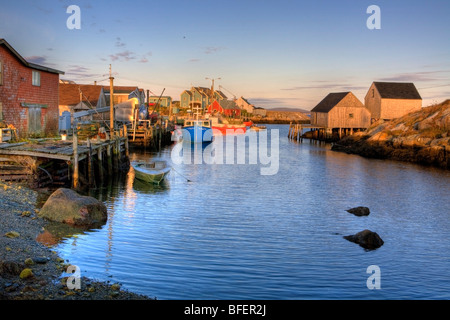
[[28, 106, 42, 135]]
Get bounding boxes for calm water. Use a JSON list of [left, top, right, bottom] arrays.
[[54, 125, 450, 300]]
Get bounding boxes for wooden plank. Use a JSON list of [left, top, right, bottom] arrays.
[[0, 149, 72, 161], [0, 142, 28, 149], [0, 174, 32, 181]]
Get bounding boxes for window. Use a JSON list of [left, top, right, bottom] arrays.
[[0, 102, 3, 121], [349, 113, 354, 119], [32, 70, 40, 86], [372, 89, 374, 98], [0, 61, 3, 85]]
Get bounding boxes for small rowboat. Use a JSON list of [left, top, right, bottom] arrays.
[[132, 160, 170, 184], [250, 125, 267, 131]]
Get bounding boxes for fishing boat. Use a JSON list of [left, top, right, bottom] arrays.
[[250, 124, 267, 131], [212, 123, 247, 135], [210, 116, 247, 135], [183, 119, 214, 143], [132, 160, 171, 184], [183, 103, 214, 143]]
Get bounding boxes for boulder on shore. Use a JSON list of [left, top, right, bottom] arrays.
[[38, 188, 107, 228], [346, 206, 370, 216], [344, 229, 384, 250]]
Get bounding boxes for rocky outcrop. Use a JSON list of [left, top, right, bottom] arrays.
[[346, 206, 370, 216], [38, 188, 107, 228], [344, 229, 384, 250], [332, 100, 450, 169]]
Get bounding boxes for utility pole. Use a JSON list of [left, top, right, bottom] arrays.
[[109, 65, 115, 138], [206, 77, 221, 102]]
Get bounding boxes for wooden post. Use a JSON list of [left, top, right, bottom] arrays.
[[288, 122, 292, 138], [87, 138, 95, 187], [109, 65, 115, 139], [159, 126, 162, 151], [133, 108, 138, 141], [98, 145, 104, 180], [113, 138, 119, 172], [107, 144, 112, 174], [123, 126, 129, 158], [73, 130, 79, 189]]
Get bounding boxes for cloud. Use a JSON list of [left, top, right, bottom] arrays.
[[109, 50, 137, 62], [25, 56, 48, 65], [204, 46, 225, 54], [34, 5, 53, 14], [108, 50, 151, 63], [188, 58, 200, 63], [282, 83, 366, 92], [115, 37, 126, 48], [378, 70, 450, 83], [64, 65, 101, 80]]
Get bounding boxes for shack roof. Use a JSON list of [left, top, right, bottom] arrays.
[[219, 100, 239, 110], [59, 83, 103, 106], [373, 82, 422, 100], [311, 92, 350, 113]]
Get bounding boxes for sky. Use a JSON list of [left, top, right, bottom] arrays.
[[1, 0, 449, 110]]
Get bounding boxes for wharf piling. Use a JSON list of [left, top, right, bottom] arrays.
[[288, 122, 365, 143], [0, 128, 130, 189]]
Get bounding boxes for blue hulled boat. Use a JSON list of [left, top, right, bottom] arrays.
[[182, 119, 214, 143], [182, 102, 214, 143]]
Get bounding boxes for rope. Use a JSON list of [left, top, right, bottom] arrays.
[[170, 166, 192, 182]]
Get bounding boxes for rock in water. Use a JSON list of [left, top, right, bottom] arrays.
[[346, 206, 370, 216], [38, 188, 107, 227], [344, 229, 384, 250]]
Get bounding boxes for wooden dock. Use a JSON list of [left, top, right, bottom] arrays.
[[288, 122, 364, 143], [127, 120, 174, 150], [0, 128, 129, 189]]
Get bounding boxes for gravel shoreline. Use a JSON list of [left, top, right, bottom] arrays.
[[0, 181, 153, 300]]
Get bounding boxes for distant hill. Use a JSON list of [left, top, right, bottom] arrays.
[[251, 110, 311, 124], [266, 107, 311, 113]]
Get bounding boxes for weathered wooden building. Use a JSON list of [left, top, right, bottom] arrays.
[[148, 96, 172, 108], [311, 92, 371, 129], [59, 83, 103, 116], [0, 39, 64, 137], [365, 81, 422, 121], [180, 87, 227, 110], [207, 100, 241, 117], [235, 96, 255, 114]]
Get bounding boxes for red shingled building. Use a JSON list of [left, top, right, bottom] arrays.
[[0, 39, 64, 137]]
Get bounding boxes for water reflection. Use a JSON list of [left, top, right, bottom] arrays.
[[36, 222, 92, 247], [51, 125, 450, 300]]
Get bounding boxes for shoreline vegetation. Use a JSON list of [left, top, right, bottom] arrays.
[[331, 100, 450, 170], [0, 181, 153, 300]]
